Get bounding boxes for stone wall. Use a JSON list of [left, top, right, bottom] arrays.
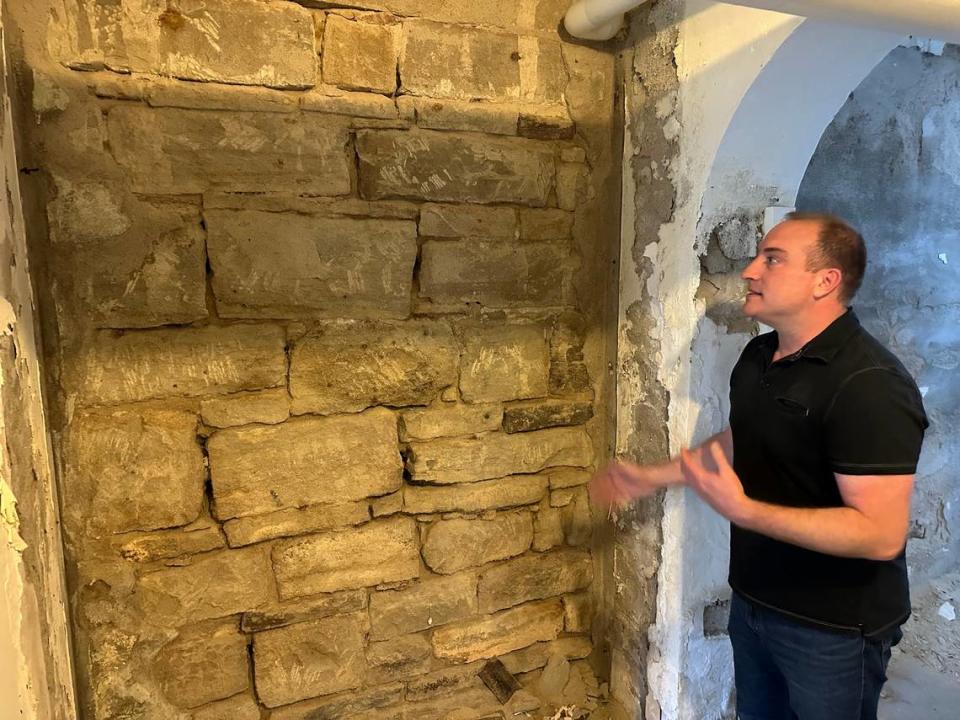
[[5, 1, 622, 718]]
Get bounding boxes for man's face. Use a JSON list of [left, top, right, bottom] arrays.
[[740, 220, 823, 324]]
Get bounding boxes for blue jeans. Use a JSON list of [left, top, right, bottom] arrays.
[[728, 592, 902, 720]]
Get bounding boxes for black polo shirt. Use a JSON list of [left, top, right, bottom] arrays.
[[728, 309, 928, 636]]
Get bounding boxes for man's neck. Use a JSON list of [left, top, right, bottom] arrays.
[[773, 305, 847, 360]]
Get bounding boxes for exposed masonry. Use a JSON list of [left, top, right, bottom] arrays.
[[6, 0, 621, 718]]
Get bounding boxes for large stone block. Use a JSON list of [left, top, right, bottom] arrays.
[[368, 572, 476, 640], [459, 324, 549, 403], [222, 501, 370, 547], [154, 620, 249, 709], [421, 512, 532, 574], [477, 549, 593, 613], [502, 399, 594, 433], [404, 97, 519, 136], [241, 589, 367, 633], [190, 693, 261, 720], [419, 203, 516, 240], [70, 324, 286, 405], [431, 599, 564, 663], [272, 517, 419, 598], [200, 388, 290, 428], [403, 473, 547, 514], [108, 106, 351, 195], [254, 612, 367, 707], [63, 408, 204, 537], [365, 632, 434, 683], [136, 547, 274, 623], [289, 321, 457, 414], [407, 427, 592, 484], [115, 521, 225, 563], [49, 0, 316, 88], [322, 14, 400, 94], [399, 402, 502, 441], [357, 130, 555, 206], [400, 21, 519, 101], [205, 209, 417, 320], [268, 682, 405, 720], [208, 409, 401, 519], [46, 182, 206, 328], [419, 241, 569, 307]]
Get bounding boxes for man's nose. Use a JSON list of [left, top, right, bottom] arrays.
[[741, 257, 761, 280]]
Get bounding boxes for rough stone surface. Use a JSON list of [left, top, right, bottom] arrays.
[[563, 593, 593, 633], [365, 633, 434, 682], [357, 130, 555, 206], [222, 501, 370, 547], [241, 589, 367, 633], [399, 402, 502, 441], [532, 506, 565, 551], [459, 323, 550, 403], [406, 97, 519, 136], [431, 599, 564, 663], [501, 636, 593, 675], [272, 517, 419, 597], [49, 0, 317, 88], [115, 522, 225, 563], [137, 547, 274, 624], [519, 208, 575, 240], [268, 682, 405, 720], [502, 399, 594, 433], [200, 389, 290, 428], [154, 620, 249, 709], [70, 324, 286, 405], [289, 321, 457, 414], [407, 427, 593, 484], [254, 612, 368, 707], [477, 549, 593, 612], [206, 210, 417, 320], [46, 183, 206, 328], [108, 106, 351, 194], [561, 487, 592, 546], [63, 408, 204, 537], [419, 240, 569, 307], [323, 14, 400, 94], [190, 693, 261, 720], [419, 203, 517, 239], [208, 409, 401, 519], [421, 512, 533, 574], [545, 467, 591, 490], [370, 491, 403, 518], [368, 572, 477, 640], [350, 686, 540, 720], [403, 473, 547, 514]]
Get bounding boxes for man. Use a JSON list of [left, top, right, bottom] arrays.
[[590, 213, 928, 720]]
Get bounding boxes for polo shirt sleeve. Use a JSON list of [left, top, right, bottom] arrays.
[[823, 367, 928, 475]]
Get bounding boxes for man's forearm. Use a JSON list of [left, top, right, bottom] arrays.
[[639, 428, 733, 490], [735, 500, 903, 561]]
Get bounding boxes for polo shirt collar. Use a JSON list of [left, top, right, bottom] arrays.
[[763, 308, 861, 363]]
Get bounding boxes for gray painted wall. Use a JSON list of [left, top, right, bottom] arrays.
[[797, 44, 960, 680]]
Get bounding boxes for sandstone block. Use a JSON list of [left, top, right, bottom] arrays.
[[272, 517, 419, 598], [115, 523, 225, 563], [357, 130, 555, 206], [532, 506, 565, 552], [206, 210, 417, 319], [400, 21, 519, 101], [370, 491, 403, 518], [108, 106, 351, 195], [421, 512, 532, 574], [407, 427, 592, 484], [556, 162, 586, 211], [71, 324, 286, 405], [268, 682, 405, 720], [419, 203, 516, 240], [399, 402, 502, 441], [502, 399, 594, 433], [204, 192, 418, 219], [63, 408, 204, 537], [208, 409, 401, 519], [242, 589, 367, 633], [365, 632, 434, 682], [350, 686, 539, 720], [137, 547, 274, 623], [322, 14, 400, 93], [545, 467, 591, 490], [562, 487, 592, 546], [200, 389, 290, 428], [519, 208, 574, 241], [459, 324, 549, 403], [407, 97, 519, 136], [254, 612, 367, 707], [419, 241, 569, 307], [368, 572, 476, 640], [154, 620, 249, 709], [289, 321, 457, 414], [501, 636, 593, 675], [222, 501, 370, 547], [431, 599, 564, 663], [477, 549, 593, 613], [403, 473, 547, 514], [563, 593, 592, 633], [46, 183, 206, 328], [518, 36, 567, 104], [190, 693, 261, 720], [301, 87, 400, 118], [518, 106, 576, 140], [145, 77, 299, 114]]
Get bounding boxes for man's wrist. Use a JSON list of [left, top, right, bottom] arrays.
[[730, 496, 761, 529]]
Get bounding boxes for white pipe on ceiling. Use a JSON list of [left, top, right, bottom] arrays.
[[564, 0, 960, 42]]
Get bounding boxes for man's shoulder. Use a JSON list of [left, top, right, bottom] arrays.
[[836, 326, 914, 381]]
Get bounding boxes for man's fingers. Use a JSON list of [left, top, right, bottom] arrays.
[[709, 441, 731, 472]]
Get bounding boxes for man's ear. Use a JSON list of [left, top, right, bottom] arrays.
[[813, 267, 843, 299]]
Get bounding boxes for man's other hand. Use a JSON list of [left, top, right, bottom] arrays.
[[588, 460, 660, 511]]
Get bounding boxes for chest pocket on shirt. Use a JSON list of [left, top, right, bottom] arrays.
[[775, 395, 810, 417]]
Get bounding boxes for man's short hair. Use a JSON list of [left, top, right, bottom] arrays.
[[786, 211, 866, 304]]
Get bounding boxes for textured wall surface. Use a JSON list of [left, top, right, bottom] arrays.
[[798, 43, 960, 684], [4, 1, 622, 717]]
